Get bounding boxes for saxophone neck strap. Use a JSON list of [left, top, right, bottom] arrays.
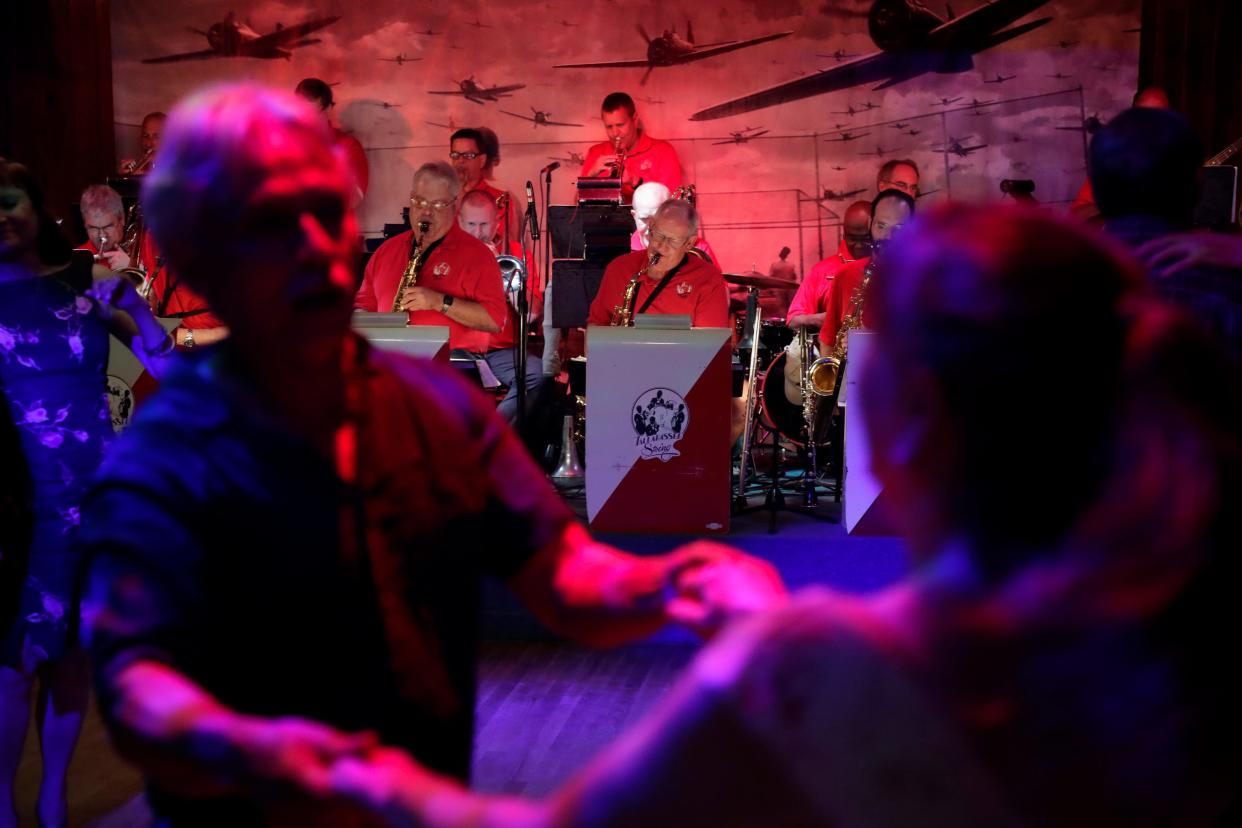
[[636, 257, 686, 315]]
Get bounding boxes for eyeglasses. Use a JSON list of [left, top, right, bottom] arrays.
[[449, 151, 481, 161], [410, 196, 455, 212], [648, 229, 690, 248]]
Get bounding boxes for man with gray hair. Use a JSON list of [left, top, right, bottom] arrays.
[[78, 183, 133, 271], [588, 199, 729, 327], [77, 84, 787, 823], [355, 160, 507, 353]]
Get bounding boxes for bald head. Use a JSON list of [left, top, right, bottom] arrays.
[[1133, 87, 1171, 109], [843, 199, 873, 259]]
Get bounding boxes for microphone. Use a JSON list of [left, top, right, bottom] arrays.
[[525, 180, 540, 241], [540, 161, 561, 175]]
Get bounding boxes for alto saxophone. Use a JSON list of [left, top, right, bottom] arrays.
[[815, 254, 877, 394], [611, 251, 662, 327], [391, 220, 433, 313]]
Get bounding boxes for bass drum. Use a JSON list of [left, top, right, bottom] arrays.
[[758, 351, 835, 447]]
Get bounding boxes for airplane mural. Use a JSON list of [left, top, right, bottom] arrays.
[[142, 11, 340, 63], [690, 0, 1053, 120], [555, 20, 793, 85], [820, 187, 867, 201], [379, 53, 420, 65], [712, 126, 771, 145], [428, 77, 526, 105], [501, 108, 583, 127]]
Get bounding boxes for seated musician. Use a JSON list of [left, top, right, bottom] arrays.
[[78, 184, 133, 271], [355, 160, 507, 354], [787, 200, 872, 332], [118, 111, 165, 175], [588, 199, 728, 328], [821, 189, 915, 345], [630, 182, 720, 267], [456, 189, 543, 423], [450, 127, 515, 245], [86, 166, 227, 353]]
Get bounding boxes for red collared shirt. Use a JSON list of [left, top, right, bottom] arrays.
[[79, 238, 224, 329], [581, 132, 682, 200], [487, 241, 542, 351], [821, 256, 873, 348], [588, 249, 729, 328], [357, 223, 507, 352], [334, 128, 369, 198], [787, 239, 856, 321]]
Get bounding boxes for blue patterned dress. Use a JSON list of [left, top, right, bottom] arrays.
[[0, 261, 111, 665]]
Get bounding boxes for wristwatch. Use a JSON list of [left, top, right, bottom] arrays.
[[440, 294, 455, 314], [182, 327, 196, 350]]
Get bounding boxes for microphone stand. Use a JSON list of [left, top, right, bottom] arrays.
[[514, 186, 540, 438]]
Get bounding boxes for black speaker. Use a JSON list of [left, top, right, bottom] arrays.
[[1194, 165, 1238, 229], [550, 259, 608, 327]]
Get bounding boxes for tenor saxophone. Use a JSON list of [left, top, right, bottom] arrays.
[[391, 220, 432, 313], [611, 251, 661, 327]]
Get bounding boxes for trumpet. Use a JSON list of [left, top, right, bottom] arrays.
[[611, 250, 661, 327], [391, 220, 432, 312], [608, 134, 627, 179], [120, 148, 155, 176]]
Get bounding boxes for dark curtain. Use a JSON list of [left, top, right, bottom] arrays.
[[1140, 0, 1242, 158], [0, 0, 114, 228]]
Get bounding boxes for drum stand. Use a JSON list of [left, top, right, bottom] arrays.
[[731, 296, 838, 534]]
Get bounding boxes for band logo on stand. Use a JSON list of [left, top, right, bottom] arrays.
[[632, 387, 689, 462]]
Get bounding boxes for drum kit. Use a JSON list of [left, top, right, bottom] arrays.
[[724, 271, 840, 530]]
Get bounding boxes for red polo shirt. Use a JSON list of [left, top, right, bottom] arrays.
[[588, 249, 728, 328], [581, 132, 682, 201], [787, 239, 857, 321], [335, 128, 369, 198], [356, 223, 507, 352], [80, 238, 224, 329], [821, 257, 876, 349], [487, 241, 542, 351]]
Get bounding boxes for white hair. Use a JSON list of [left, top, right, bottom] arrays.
[[412, 161, 461, 200], [652, 198, 699, 235], [80, 184, 123, 220]]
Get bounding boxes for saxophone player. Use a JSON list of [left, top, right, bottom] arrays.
[[78, 184, 133, 271], [587, 199, 728, 328], [355, 161, 506, 353], [821, 189, 915, 346]]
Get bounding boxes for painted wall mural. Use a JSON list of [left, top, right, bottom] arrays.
[[111, 0, 1140, 275]]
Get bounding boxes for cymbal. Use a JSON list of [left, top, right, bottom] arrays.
[[723, 271, 799, 290]]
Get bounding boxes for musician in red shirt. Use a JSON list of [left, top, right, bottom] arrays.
[[580, 92, 681, 202], [355, 162, 506, 354], [456, 190, 543, 423], [787, 200, 873, 332], [822, 190, 915, 345], [588, 200, 728, 328], [450, 128, 515, 247], [295, 78, 369, 204]]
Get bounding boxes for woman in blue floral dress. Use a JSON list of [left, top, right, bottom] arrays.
[[0, 159, 171, 828]]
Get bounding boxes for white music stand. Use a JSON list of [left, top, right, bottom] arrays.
[[841, 330, 896, 535], [585, 324, 731, 533], [353, 315, 449, 361]]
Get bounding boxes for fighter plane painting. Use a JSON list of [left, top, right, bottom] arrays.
[[690, 0, 1053, 120], [501, 108, 583, 127], [712, 126, 771, 145], [428, 77, 526, 105], [142, 11, 339, 63], [555, 20, 792, 85]]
